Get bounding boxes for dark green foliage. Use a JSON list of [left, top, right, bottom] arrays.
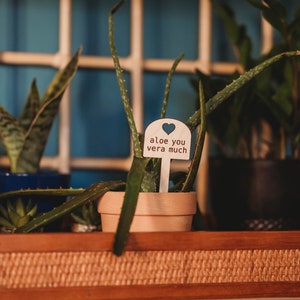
[[0, 47, 81, 173], [191, 0, 300, 158], [0, 198, 37, 231]]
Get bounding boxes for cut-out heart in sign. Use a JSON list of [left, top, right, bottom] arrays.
[[162, 123, 175, 135]]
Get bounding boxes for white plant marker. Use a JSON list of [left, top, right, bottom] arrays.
[[143, 118, 191, 192]]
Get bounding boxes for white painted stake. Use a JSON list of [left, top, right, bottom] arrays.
[[143, 118, 191, 192], [159, 155, 171, 193]]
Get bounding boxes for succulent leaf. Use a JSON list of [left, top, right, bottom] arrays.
[[0, 216, 14, 230], [15, 47, 82, 173], [19, 79, 41, 131], [109, 2, 142, 158], [187, 51, 300, 132], [0, 107, 26, 172], [15, 198, 25, 217], [16, 180, 124, 233]]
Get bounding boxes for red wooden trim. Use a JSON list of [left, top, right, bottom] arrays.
[[0, 231, 299, 253], [0, 282, 299, 300]]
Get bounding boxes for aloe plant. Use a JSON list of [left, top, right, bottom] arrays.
[[9, 1, 299, 257], [0, 198, 37, 232], [0, 47, 81, 173], [105, 1, 299, 255], [71, 201, 101, 229]]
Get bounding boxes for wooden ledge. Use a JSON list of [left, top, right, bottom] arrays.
[[0, 231, 299, 299], [0, 231, 299, 252]]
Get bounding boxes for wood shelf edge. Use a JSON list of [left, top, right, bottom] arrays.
[[1, 282, 299, 300], [0, 231, 299, 253]]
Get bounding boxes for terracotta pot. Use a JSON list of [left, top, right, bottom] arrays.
[[98, 191, 197, 232]]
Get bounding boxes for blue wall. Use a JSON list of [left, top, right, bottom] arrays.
[[0, 0, 298, 188]]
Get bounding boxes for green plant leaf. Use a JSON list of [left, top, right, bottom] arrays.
[[0, 216, 14, 229], [0, 203, 9, 220], [160, 53, 184, 118], [7, 200, 19, 226], [16, 180, 124, 233], [15, 198, 25, 217], [186, 50, 300, 131], [70, 213, 86, 225], [0, 107, 26, 172], [181, 81, 206, 192], [247, 0, 287, 37], [19, 79, 41, 131], [15, 47, 82, 173], [212, 0, 253, 68], [0, 188, 85, 200], [113, 156, 150, 256], [109, 1, 142, 158], [16, 215, 30, 228], [27, 203, 38, 218]]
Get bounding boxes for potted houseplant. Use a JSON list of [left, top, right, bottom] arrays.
[[8, 1, 299, 257], [191, 0, 300, 230], [0, 47, 81, 230]]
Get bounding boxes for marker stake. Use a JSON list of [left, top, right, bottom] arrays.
[[143, 118, 191, 192]]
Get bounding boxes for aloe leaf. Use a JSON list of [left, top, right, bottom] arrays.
[[7, 201, 19, 226], [87, 202, 99, 225], [181, 81, 206, 192], [27, 204, 38, 218], [0, 188, 85, 200], [70, 213, 86, 225], [81, 204, 90, 224], [0, 216, 14, 229], [186, 50, 300, 131], [19, 79, 41, 131], [16, 47, 82, 173], [0, 107, 26, 172], [15, 198, 25, 216], [113, 156, 150, 256], [160, 53, 184, 118], [0, 203, 9, 220], [16, 180, 124, 233], [109, 1, 142, 158], [16, 215, 30, 228]]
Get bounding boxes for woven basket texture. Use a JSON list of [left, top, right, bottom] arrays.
[[0, 249, 299, 288]]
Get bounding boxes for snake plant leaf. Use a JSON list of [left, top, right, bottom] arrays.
[[0, 107, 26, 172], [19, 79, 41, 131], [212, 0, 253, 69], [16, 47, 82, 173]]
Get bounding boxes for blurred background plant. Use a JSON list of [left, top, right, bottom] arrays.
[[191, 0, 300, 159], [70, 201, 101, 232], [0, 198, 37, 232]]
